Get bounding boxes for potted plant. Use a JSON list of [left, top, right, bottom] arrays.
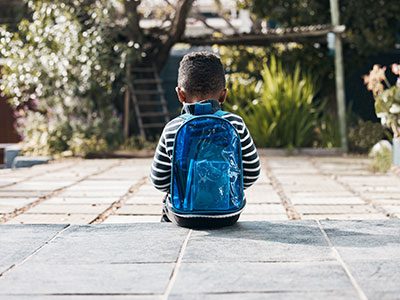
[[364, 63, 400, 166]]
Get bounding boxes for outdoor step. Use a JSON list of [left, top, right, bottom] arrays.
[[133, 90, 164, 95], [12, 156, 51, 168], [142, 123, 166, 128], [131, 67, 156, 72], [4, 144, 21, 168], [132, 79, 161, 84], [137, 101, 162, 106], [140, 112, 168, 117]]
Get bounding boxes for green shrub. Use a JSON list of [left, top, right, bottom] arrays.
[[120, 136, 158, 151], [369, 143, 392, 173], [348, 120, 391, 153], [315, 111, 341, 148], [68, 134, 109, 157], [225, 57, 324, 148]]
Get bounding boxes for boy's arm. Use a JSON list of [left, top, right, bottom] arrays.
[[150, 133, 171, 192], [240, 123, 260, 189]]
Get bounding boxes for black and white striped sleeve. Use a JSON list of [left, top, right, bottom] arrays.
[[240, 122, 260, 189], [150, 132, 172, 192]]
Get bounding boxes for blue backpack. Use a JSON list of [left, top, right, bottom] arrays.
[[170, 102, 245, 216]]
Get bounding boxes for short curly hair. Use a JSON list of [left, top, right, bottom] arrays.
[[177, 51, 226, 98]]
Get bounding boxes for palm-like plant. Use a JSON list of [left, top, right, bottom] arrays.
[[226, 57, 322, 148]]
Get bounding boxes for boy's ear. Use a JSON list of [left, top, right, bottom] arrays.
[[218, 88, 228, 104], [175, 87, 187, 104]]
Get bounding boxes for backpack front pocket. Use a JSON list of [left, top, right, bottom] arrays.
[[184, 160, 231, 212]]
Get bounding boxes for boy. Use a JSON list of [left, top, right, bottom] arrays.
[[150, 51, 260, 228]]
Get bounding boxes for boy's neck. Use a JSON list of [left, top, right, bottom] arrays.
[[181, 99, 221, 115]]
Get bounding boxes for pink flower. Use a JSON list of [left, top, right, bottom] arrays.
[[372, 64, 387, 81], [363, 64, 388, 95], [391, 63, 400, 76]]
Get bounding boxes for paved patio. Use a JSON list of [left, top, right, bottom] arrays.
[[0, 156, 399, 224], [0, 220, 399, 299], [0, 156, 399, 299]]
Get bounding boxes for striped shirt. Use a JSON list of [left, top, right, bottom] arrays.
[[150, 103, 260, 194]]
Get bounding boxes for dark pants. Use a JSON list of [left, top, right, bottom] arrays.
[[162, 196, 240, 229]]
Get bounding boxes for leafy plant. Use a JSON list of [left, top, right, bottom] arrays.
[[225, 57, 324, 148], [315, 111, 341, 148]]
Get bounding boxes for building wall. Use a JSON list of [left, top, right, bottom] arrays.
[[0, 99, 19, 164], [0, 99, 19, 143]]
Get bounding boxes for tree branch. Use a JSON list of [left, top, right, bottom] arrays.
[[123, 0, 143, 43], [192, 9, 224, 34], [214, 0, 238, 34], [181, 25, 344, 46], [154, 0, 195, 70]]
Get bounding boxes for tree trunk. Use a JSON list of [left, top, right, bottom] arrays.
[[154, 0, 195, 71]]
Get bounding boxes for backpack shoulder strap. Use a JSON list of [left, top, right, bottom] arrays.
[[179, 113, 194, 122], [179, 110, 227, 122], [213, 109, 229, 118]]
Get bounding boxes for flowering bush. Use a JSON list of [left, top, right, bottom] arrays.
[[0, 0, 136, 156], [363, 63, 400, 137]]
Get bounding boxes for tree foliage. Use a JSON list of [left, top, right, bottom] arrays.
[[0, 0, 195, 155], [0, 0, 131, 155], [223, 0, 400, 128], [241, 0, 400, 58]]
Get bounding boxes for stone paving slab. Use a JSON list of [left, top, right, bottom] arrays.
[[116, 204, 162, 215], [290, 196, 365, 205], [0, 198, 42, 206], [7, 214, 99, 224], [0, 191, 48, 198], [243, 203, 286, 214], [171, 262, 353, 294], [56, 190, 128, 197], [0, 263, 174, 295], [320, 220, 400, 260], [301, 213, 387, 220], [26, 224, 189, 264], [1, 221, 398, 299], [296, 204, 380, 214], [344, 260, 400, 299], [238, 214, 289, 221], [0, 297, 159, 300], [103, 215, 162, 223], [169, 291, 359, 300], [0, 205, 21, 214], [382, 205, 400, 212], [26, 204, 109, 215], [44, 197, 120, 205], [125, 195, 165, 205], [0, 224, 66, 273], [182, 221, 333, 263]]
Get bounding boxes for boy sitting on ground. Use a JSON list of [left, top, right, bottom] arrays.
[[150, 51, 260, 228]]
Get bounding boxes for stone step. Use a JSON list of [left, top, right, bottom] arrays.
[[12, 156, 51, 169], [1, 143, 20, 168]]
